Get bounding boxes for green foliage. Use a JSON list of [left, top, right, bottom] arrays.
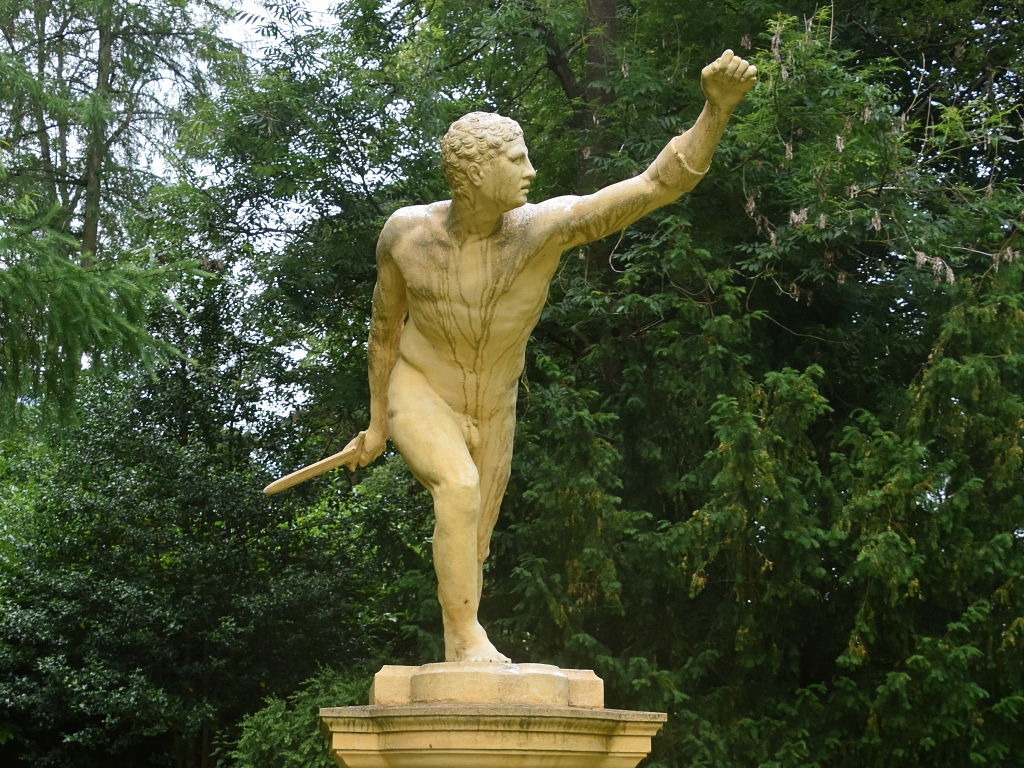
[[0, 176, 171, 429], [0, 270, 434, 766], [196, 2, 1021, 767], [227, 667, 372, 768], [2, 0, 1022, 766], [0, 0, 237, 429]]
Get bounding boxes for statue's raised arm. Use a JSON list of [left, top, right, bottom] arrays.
[[534, 49, 757, 252]]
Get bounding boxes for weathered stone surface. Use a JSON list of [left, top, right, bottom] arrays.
[[367, 663, 603, 708], [562, 669, 604, 709], [367, 666, 420, 707]]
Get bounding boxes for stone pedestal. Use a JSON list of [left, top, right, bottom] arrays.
[[320, 664, 666, 768]]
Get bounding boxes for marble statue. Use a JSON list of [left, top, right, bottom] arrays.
[[266, 50, 757, 664]]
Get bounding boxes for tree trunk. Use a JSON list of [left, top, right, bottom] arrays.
[[577, 0, 617, 192], [81, 10, 113, 263], [31, 0, 55, 203]]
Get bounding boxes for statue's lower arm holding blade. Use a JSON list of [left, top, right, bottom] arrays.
[[265, 50, 757, 663]]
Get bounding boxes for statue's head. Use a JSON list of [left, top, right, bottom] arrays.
[[441, 112, 529, 204]]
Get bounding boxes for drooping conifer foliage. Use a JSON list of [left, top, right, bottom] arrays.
[[1, 1, 1022, 767], [0, 0, 237, 426]]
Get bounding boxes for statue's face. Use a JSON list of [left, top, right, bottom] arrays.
[[469, 137, 536, 212]]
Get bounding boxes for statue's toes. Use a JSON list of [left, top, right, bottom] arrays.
[[460, 640, 511, 663]]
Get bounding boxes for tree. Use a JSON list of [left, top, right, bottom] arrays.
[[199, 1, 1023, 766], [4, 0, 1019, 764], [0, 259, 438, 767], [0, 0, 237, 427]]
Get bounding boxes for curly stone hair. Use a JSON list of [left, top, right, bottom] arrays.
[[440, 112, 524, 199]]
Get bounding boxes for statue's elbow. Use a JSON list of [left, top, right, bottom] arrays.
[[682, 178, 703, 196], [652, 180, 690, 209]]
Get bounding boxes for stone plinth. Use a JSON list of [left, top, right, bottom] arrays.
[[370, 663, 603, 708], [320, 664, 667, 768], [320, 704, 667, 768]]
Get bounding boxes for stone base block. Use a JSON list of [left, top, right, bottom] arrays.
[[319, 703, 667, 768], [369, 663, 604, 708]]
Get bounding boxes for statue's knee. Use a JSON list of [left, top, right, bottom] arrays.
[[436, 466, 481, 510]]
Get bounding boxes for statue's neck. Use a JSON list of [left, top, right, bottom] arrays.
[[448, 195, 504, 242]]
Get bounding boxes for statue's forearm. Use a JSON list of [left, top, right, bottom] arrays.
[[367, 339, 399, 436], [675, 102, 732, 174], [644, 101, 733, 194]]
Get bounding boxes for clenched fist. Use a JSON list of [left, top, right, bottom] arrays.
[[701, 49, 757, 113]]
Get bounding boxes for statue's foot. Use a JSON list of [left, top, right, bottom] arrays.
[[446, 623, 511, 663], [457, 636, 511, 663]]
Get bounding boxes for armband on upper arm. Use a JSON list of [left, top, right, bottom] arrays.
[[648, 136, 709, 192], [669, 134, 710, 177], [672, 147, 709, 177]]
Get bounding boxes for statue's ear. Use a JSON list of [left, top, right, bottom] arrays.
[[465, 163, 484, 187]]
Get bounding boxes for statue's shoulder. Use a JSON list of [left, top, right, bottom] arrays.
[[526, 195, 579, 216], [507, 198, 579, 242], [381, 201, 449, 242]]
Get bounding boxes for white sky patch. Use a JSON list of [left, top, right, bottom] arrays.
[[210, 1, 370, 425], [220, 0, 339, 53]]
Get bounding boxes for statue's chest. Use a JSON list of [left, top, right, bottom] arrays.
[[402, 240, 524, 311]]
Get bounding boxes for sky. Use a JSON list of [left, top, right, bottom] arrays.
[[221, 0, 339, 50]]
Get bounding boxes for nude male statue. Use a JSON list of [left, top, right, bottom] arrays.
[[265, 50, 757, 663]]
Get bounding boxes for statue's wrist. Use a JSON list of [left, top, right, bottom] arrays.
[[704, 99, 733, 120], [367, 409, 387, 433]]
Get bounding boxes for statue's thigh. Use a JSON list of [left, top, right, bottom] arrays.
[[473, 411, 516, 557], [473, 412, 514, 498], [388, 361, 477, 494]]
